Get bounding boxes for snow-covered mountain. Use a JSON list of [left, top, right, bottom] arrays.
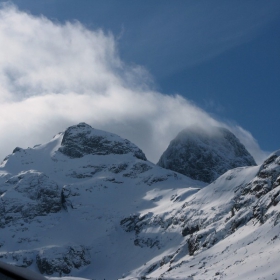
[[1, 123, 280, 280], [157, 126, 256, 183], [125, 151, 280, 279], [0, 123, 204, 279]]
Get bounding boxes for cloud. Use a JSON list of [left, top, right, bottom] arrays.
[[0, 4, 267, 164]]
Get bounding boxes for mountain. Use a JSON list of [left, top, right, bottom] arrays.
[[0, 123, 204, 279], [123, 151, 280, 279], [157, 126, 256, 183], [1, 123, 280, 280]]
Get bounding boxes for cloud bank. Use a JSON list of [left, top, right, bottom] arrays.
[[0, 4, 267, 164]]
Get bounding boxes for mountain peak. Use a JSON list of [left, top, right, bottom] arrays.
[[157, 126, 256, 183], [63, 122, 93, 134], [59, 122, 147, 160]]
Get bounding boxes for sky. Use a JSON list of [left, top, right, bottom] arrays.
[[0, 1, 279, 164]]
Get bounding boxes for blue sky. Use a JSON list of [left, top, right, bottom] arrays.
[[0, 1, 279, 163]]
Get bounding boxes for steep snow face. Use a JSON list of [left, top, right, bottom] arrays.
[[0, 123, 204, 279], [158, 126, 256, 183], [123, 151, 280, 280]]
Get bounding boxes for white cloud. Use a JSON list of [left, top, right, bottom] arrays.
[[0, 4, 267, 164], [229, 126, 269, 165]]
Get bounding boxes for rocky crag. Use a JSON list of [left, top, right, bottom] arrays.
[[157, 126, 256, 183]]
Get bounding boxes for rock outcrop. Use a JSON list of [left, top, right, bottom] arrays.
[[157, 126, 256, 183], [59, 122, 147, 160]]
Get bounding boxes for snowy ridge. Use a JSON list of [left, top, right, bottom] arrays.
[[1, 123, 280, 280], [123, 151, 280, 279], [0, 123, 204, 279], [158, 126, 256, 183]]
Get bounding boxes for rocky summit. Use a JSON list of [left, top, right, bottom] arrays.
[[59, 122, 147, 160], [157, 126, 256, 183]]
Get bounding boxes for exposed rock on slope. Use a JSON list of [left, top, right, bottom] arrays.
[[0, 171, 61, 226], [157, 126, 256, 183], [59, 122, 146, 160]]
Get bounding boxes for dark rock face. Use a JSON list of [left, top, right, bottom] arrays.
[[238, 152, 280, 221], [36, 245, 90, 275], [134, 237, 160, 249], [120, 214, 147, 235], [59, 122, 147, 160], [157, 126, 256, 183], [120, 212, 173, 250], [182, 225, 199, 237], [0, 171, 61, 226], [0, 251, 34, 268], [123, 162, 152, 178]]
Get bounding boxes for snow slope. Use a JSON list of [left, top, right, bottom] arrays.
[[1, 123, 280, 280], [0, 123, 204, 279], [123, 152, 280, 279]]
